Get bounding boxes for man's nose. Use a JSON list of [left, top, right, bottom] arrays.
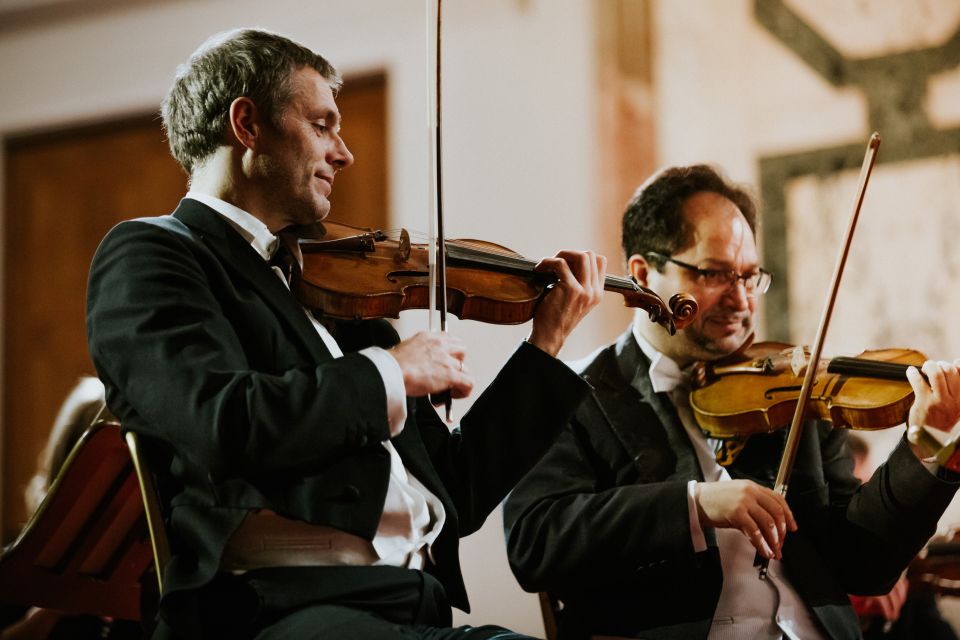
[[332, 135, 354, 169], [721, 278, 751, 309]]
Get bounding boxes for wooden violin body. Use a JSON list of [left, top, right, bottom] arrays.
[[295, 221, 542, 324], [690, 341, 926, 438], [292, 220, 698, 333]]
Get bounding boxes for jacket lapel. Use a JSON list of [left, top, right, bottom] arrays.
[[582, 329, 702, 482], [172, 199, 332, 363]]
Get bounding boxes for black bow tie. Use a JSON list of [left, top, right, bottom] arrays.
[[269, 238, 299, 284]]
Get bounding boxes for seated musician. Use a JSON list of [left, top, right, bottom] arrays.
[[503, 164, 960, 640], [85, 29, 607, 640]]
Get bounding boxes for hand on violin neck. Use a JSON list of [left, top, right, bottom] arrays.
[[694, 480, 797, 560], [526, 250, 606, 357], [389, 331, 473, 400], [906, 359, 960, 436]]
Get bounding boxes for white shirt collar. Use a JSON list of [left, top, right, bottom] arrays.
[[631, 324, 687, 393], [184, 191, 278, 261]]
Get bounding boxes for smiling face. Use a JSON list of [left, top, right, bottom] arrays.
[[633, 191, 758, 365], [250, 66, 354, 230]]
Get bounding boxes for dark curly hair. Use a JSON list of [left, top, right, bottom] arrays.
[[161, 29, 340, 175], [621, 165, 758, 270]]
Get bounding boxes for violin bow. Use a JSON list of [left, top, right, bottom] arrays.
[[759, 133, 881, 579], [426, 0, 453, 420]]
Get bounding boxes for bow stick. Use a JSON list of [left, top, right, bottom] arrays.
[[758, 133, 881, 579], [426, 0, 453, 420]]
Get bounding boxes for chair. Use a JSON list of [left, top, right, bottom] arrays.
[[540, 593, 629, 640], [539, 591, 559, 640], [0, 419, 167, 620], [125, 428, 170, 593]]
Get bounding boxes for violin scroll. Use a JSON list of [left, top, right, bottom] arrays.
[[610, 277, 697, 336], [668, 293, 698, 331]]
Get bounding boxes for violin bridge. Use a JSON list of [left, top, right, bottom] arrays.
[[395, 228, 411, 262], [790, 345, 806, 378]]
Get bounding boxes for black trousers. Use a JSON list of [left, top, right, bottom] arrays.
[[254, 604, 532, 639], [188, 566, 536, 640]]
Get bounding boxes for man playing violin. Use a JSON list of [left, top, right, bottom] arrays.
[[86, 29, 606, 639], [504, 164, 960, 639]]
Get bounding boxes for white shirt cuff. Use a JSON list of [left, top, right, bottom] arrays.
[[360, 346, 407, 436], [687, 480, 708, 553]]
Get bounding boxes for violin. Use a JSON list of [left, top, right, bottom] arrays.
[[288, 220, 699, 335], [690, 340, 926, 438]]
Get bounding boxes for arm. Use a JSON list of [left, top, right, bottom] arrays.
[[907, 359, 960, 467], [87, 220, 391, 478], [417, 341, 591, 535], [503, 418, 694, 592], [805, 360, 960, 593], [403, 249, 606, 533], [807, 425, 958, 594]]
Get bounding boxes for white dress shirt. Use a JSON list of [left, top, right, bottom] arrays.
[[186, 192, 445, 570], [631, 325, 824, 640]]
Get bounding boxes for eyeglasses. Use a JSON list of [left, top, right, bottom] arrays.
[[645, 252, 772, 295]]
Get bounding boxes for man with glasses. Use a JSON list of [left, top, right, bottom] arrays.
[[503, 164, 960, 639]]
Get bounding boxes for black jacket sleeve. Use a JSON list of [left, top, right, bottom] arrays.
[[87, 218, 392, 481]]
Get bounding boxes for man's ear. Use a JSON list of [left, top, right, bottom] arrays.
[[228, 96, 261, 150], [627, 254, 651, 287]]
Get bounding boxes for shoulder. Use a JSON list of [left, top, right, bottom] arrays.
[[93, 216, 187, 261], [565, 342, 619, 381], [564, 344, 608, 376], [91, 213, 220, 276], [87, 214, 224, 310], [98, 215, 196, 249]]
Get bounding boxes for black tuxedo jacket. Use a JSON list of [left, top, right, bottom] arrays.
[[86, 199, 590, 634], [504, 329, 958, 639]]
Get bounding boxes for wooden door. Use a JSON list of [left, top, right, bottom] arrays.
[[2, 72, 387, 541]]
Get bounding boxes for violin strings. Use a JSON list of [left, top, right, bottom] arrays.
[[374, 228, 636, 290]]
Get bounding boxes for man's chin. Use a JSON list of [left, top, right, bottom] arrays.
[[281, 204, 331, 237], [316, 201, 331, 220], [302, 206, 331, 229], [694, 329, 750, 359]]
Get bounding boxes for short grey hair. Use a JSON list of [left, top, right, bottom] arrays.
[[161, 28, 341, 174]]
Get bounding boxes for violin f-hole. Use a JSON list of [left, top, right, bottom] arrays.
[[764, 385, 804, 400]]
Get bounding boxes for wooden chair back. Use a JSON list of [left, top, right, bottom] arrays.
[[0, 420, 160, 620]]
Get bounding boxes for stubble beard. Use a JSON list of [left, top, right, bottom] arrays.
[[686, 315, 753, 362]]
